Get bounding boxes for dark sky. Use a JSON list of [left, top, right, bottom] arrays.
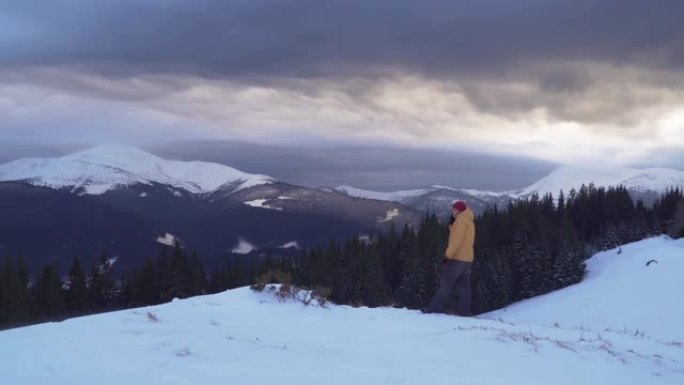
[[4, 1, 683, 78], [1, 1, 683, 183]]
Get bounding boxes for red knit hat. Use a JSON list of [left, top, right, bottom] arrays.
[[452, 200, 467, 212]]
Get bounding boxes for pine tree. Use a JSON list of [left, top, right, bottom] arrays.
[[397, 232, 434, 308], [13, 255, 30, 323], [189, 251, 208, 296], [208, 266, 229, 293], [343, 237, 364, 305], [0, 256, 12, 324], [135, 258, 158, 304], [88, 252, 115, 310], [358, 244, 390, 307], [547, 221, 586, 291], [668, 199, 684, 238], [557, 190, 566, 221], [169, 244, 191, 299], [64, 257, 87, 313], [155, 248, 173, 302], [34, 264, 63, 318], [376, 224, 403, 296], [329, 240, 352, 304]]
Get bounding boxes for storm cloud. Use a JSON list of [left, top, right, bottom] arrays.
[[3, 0, 684, 77], [1, 0, 683, 168]]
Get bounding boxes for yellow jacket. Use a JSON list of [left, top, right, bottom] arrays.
[[445, 207, 476, 262]]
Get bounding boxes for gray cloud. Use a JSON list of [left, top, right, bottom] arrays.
[[0, 142, 85, 164], [632, 147, 684, 170], [3, 1, 684, 122], [1, 1, 683, 164], [2, 1, 683, 79]]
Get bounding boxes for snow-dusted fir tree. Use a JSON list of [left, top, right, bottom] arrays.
[[64, 257, 87, 313]]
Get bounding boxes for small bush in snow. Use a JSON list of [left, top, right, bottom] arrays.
[[251, 270, 330, 306], [251, 270, 293, 298]]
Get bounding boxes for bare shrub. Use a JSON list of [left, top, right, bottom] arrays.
[[251, 270, 330, 307]]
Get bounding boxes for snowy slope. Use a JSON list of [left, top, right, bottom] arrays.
[[0, 145, 273, 195], [486, 236, 684, 340], [514, 166, 684, 197], [1, 237, 683, 384]]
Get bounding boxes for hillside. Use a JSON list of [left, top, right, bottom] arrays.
[[485, 236, 684, 341], [0, 147, 422, 275], [1, 237, 682, 384]]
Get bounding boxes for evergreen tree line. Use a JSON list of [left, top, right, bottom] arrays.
[[1, 184, 682, 328], [292, 185, 684, 314], [0, 245, 290, 329]]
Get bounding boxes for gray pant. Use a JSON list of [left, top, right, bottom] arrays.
[[427, 260, 472, 315]]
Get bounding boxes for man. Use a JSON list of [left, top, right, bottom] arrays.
[[424, 200, 476, 315]]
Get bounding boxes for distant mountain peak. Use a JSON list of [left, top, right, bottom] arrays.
[[0, 145, 274, 195], [334, 164, 684, 215], [516, 165, 684, 197]]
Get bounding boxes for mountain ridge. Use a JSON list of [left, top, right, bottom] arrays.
[[3, 146, 682, 204], [0, 147, 423, 275], [0, 145, 274, 195], [333, 165, 684, 213]]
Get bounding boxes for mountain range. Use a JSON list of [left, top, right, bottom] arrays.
[[0, 146, 419, 275], [334, 165, 684, 215], [1, 145, 682, 275]]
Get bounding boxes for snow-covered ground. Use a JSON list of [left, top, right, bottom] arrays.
[[485, 236, 684, 341], [279, 241, 300, 249], [379, 208, 400, 222], [1, 237, 683, 384], [156, 233, 181, 247], [243, 199, 283, 210]]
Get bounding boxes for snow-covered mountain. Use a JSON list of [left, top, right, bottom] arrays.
[[0, 145, 274, 195], [335, 165, 684, 213], [333, 185, 433, 202], [512, 165, 684, 198], [1, 237, 682, 384], [0, 147, 423, 274], [332, 185, 510, 215], [334, 184, 507, 203]]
